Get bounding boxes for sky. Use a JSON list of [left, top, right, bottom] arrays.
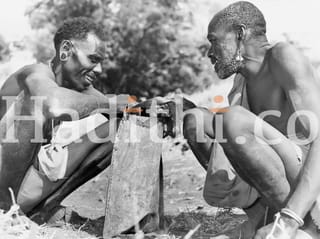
[[0, 0, 32, 42]]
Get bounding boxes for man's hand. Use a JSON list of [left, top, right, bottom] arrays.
[[254, 214, 299, 239], [127, 96, 175, 117], [99, 94, 131, 115], [132, 97, 169, 111], [126, 97, 177, 136], [117, 94, 132, 113], [125, 95, 196, 137], [158, 100, 178, 137]]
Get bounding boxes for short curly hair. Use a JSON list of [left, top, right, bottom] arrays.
[[209, 1, 266, 36], [53, 17, 105, 51]]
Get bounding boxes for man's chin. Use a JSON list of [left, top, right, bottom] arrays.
[[215, 64, 241, 79], [216, 70, 234, 79]]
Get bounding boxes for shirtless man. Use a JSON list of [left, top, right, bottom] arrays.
[[183, 1, 320, 238], [0, 17, 128, 222]]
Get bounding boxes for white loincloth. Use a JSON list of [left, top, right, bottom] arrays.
[[38, 113, 108, 181], [17, 113, 108, 213]]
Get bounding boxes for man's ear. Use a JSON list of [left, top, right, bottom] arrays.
[[59, 40, 72, 61], [237, 24, 246, 41]]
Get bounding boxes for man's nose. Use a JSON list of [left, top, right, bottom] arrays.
[[93, 63, 102, 74], [207, 47, 214, 58], [207, 50, 217, 63]]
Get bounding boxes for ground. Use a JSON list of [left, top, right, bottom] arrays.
[[39, 138, 247, 239]]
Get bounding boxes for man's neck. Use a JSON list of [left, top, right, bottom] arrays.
[[50, 56, 63, 86], [239, 39, 271, 80]]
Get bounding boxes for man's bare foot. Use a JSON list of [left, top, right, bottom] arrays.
[[240, 198, 271, 238], [29, 205, 72, 226], [302, 216, 320, 239]]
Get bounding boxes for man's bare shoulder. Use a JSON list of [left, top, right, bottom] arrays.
[[269, 42, 312, 69], [268, 42, 314, 85], [269, 42, 304, 65], [17, 63, 54, 79], [0, 63, 55, 94], [2, 63, 55, 85]]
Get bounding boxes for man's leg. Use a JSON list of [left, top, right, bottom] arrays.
[[183, 108, 215, 170], [220, 106, 303, 209], [29, 142, 113, 222], [24, 118, 119, 221], [183, 108, 267, 235], [220, 106, 320, 237]]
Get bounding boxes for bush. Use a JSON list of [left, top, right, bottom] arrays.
[[26, 0, 213, 98]]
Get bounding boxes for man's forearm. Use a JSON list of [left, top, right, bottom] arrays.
[[48, 89, 128, 120], [49, 92, 107, 120], [83, 87, 129, 113]]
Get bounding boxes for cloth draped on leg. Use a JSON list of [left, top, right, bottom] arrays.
[[17, 113, 108, 213], [203, 141, 260, 208], [203, 74, 259, 209]]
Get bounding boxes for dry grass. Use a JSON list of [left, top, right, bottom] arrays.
[[164, 209, 245, 239], [0, 188, 245, 239], [0, 188, 55, 239]]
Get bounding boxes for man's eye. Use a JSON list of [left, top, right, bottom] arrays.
[[90, 58, 99, 64], [89, 56, 102, 64]]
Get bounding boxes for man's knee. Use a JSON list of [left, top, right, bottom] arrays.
[[183, 108, 207, 142], [183, 109, 197, 141], [222, 106, 249, 138]]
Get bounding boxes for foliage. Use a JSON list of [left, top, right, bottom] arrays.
[[0, 35, 10, 62], [26, 0, 214, 97]]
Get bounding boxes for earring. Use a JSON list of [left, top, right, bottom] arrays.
[[236, 48, 243, 62], [60, 53, 67, 61]]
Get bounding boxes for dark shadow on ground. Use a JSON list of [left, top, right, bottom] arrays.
[[65, 211, 104, 238], [67, 209, 246, 239]]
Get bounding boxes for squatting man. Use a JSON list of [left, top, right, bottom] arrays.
[[0, 17, 176, 224], [183, 1, 320, 238]]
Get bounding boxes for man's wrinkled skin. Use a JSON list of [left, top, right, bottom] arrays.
[[183, 4, 320, 239]]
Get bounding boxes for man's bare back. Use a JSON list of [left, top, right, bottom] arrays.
[[0, 64, 54, 209], [244, 43, 308, 138], [184, 2, 320, 238]]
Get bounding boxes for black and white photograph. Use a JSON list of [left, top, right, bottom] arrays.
[[0, 0, 320, 238]]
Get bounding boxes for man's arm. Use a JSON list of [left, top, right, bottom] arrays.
[[24, 65, 126, 120], [271, 43, 320, 219], [82, 85, 130, 113], [82, 85, 129, 103]]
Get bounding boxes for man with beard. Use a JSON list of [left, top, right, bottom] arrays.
[[0, 17, 129, 223], [183, 1, 320, 238]]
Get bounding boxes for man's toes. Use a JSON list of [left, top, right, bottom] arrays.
[[45, 205, 72, 226]]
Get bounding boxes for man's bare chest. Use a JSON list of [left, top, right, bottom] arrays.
[[246, 76, 293, 133]]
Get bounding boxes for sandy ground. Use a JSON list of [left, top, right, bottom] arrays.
[[41, 138, 247, 239]]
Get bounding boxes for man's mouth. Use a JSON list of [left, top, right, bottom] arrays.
[[85, 73, 96, 84], [214, 61, 221, 71], [210, 56, 217, 65]]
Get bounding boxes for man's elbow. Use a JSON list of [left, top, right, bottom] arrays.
[[45, 98, 61, 119], [46, 97, 75, 120]]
